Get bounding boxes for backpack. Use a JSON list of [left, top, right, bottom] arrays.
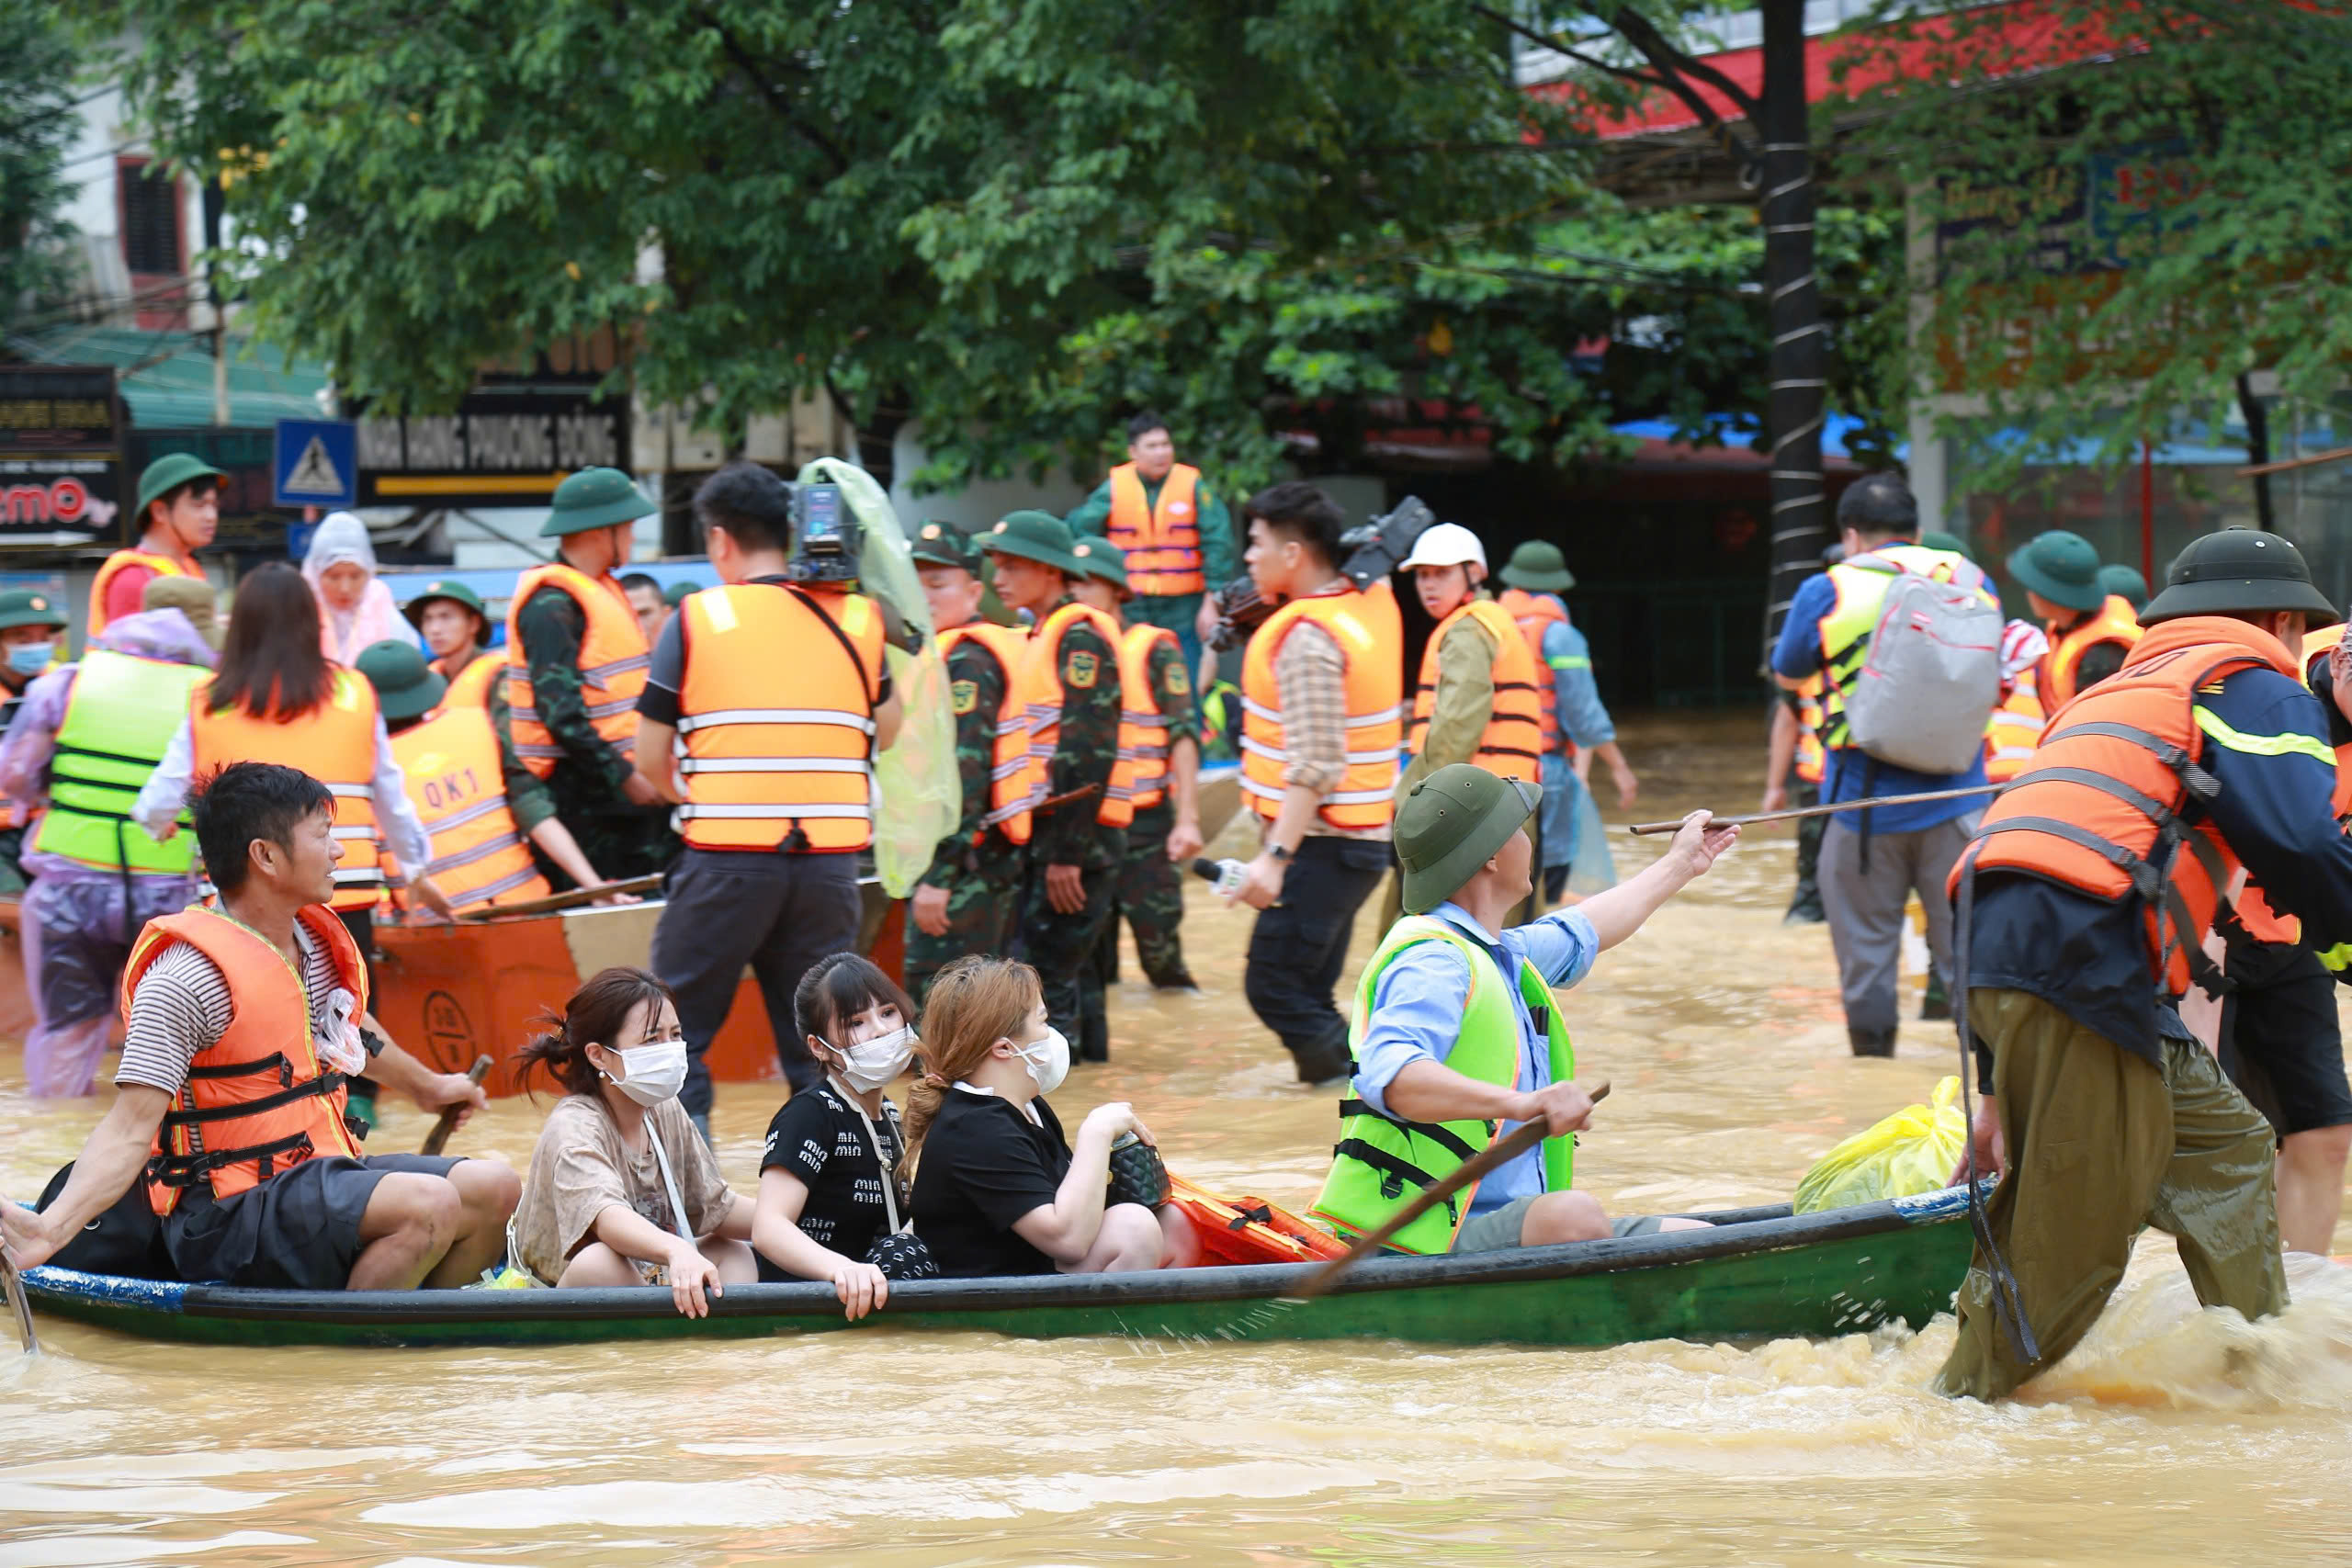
[[36, 1161, 180, 1281], [1841, 558, 2003, 774]]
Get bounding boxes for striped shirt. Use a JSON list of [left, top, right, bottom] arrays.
[[116, 922, 340, 1096]]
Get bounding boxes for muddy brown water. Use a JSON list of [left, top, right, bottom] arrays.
[[5, 712, 2350, 1564]]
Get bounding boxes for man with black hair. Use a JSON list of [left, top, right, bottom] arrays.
[[1065, 412, 1237, 675], [1770, 473, 1990, 1057], [0, 761, 515, 1291], [635, 462, 900, 1129], [1225, 481, 1403, 1084], [619, 571, 668, 648], [87, 454, 224, 640]]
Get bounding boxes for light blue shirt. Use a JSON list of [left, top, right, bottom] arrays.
[[1539, 612, 1615, 750], [1352, 899, 1600, 1215]]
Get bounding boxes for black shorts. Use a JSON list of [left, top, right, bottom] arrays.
[[162, 1152, 464, 1290], [2219, 936, 2352, 1139]]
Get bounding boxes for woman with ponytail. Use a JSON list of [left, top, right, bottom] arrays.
[[905, 955, 1174, 1278], [507, 966, 754, 1316]]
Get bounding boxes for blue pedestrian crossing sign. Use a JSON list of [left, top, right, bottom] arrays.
[[273, 419, 357, 508]]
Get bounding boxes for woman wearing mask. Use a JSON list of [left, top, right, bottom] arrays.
[[905, 954, 1178, 1278], [509, 966, 755, 1316], [304, 512, 421, 667], [752, 953, 928, 1318]]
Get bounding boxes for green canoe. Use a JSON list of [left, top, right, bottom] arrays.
[[19, 1187, 1973, 1350]]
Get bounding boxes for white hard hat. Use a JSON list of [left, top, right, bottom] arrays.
[[1397, 522, 1487, 573]]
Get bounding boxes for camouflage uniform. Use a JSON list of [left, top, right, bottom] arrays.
[[1023, 602, 1124, 1063], [903, 626, 1027, 1005], [1098, 629, 1200, 989], [514, 585, 677, 880]]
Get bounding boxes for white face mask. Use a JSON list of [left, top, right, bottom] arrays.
[[836, 1024, 916, 1093], [606, 1041, 688, 1106], [1012, 1027, 1070, 1097]]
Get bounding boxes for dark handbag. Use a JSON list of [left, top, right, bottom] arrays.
[[36, 1161, 180, 1281], [864, 1229, 939, 1280], [1106, 1132, 1170, 1210]]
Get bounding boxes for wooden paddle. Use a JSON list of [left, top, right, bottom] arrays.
[[1295, 1081, 1611, 1299], [1625, 783, 2006, 836], [455, 873, 665, 921], [419, 1055, 493, 1156], [1, 1250, 37, 1355]]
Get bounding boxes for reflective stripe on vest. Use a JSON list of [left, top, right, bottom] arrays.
[[1953, 616, 2304, 998], [1794, 674, 1826, 785], [189, 667, 384, 910], [388, 705, 553, 911], [1117, 621, 1180, 811], [87, 548, 191, 640], [939, 622, 1042, 844], [1307, 915, 1575, 1255], [32, 649, 208, 876], [1408, 597, 1544, 779], [675, 582, 883, 852], [1984, 666, 2047, 784], [503, 562, 651, 778], [437, 649, 502, 711], [2037, 595, 2144, 714], [1028, 601, 1135, 829], [1238, 582, 1404, 832], [1815, 545, 1989, 749], [1498, 588, 1572, 759], [1105, 462, 1206, 597], [134, 904, 368, 1216]]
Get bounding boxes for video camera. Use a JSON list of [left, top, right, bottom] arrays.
[[1206, 574, 1272, 653], [1339, 495, 1436, 592], [787, 481, 862, 588]]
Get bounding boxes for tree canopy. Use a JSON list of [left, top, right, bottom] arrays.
[[0, 8, 83, 321]]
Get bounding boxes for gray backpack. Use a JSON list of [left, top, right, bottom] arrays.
[[1841, 559, 2002, 773]]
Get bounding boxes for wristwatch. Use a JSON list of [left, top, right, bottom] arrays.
[[1268, 842, 1295, 863]]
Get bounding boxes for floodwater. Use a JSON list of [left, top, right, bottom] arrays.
[[6, 711, 2352, 1565]]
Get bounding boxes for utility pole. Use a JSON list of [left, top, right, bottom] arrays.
[[1758, 0, 1826, 642]]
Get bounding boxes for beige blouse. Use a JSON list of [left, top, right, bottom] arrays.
[[511, 1094, 733, 1285]]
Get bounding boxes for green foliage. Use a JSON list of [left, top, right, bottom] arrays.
[[0, 7, 82, 321]]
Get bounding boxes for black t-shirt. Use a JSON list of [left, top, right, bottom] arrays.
[[908, 1089, 1071, 1278], [756, 1081, 906, 1281]]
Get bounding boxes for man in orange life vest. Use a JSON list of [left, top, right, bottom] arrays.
[[1938, 528, 2352, 1400], [0, 587, 71, 892], [983, 511, 1127, 1064], [407, 580, 503, 709], [506, 468, 673, 884], [635, 464, 900, 1125], [1225, 482, 1401, 1085], [1065, 412, 1238, 677], [86, 453, 223, 641], [2007, 528, 2142, 715], [0, 761, 516, 1291]]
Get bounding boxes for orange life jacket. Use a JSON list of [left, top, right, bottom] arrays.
[[674, 582, 884, 853], [1498, 587, 1574, 760], [133, 904, 368, 1216], [1793, 675, 1826, 785], [937, 621, 1041, 847], [504, 562, 651, 779], [1118, 621, 1182, 812], [2234, 623, 2352, 945], [1408, 597, 1544, 780], [88, 547, 193, 640], [1985, 665, 2048, 784], [1238, 587, 1404, 833], [435, 648, 502, 712], [1026, 601, 1135, 829], [385, 705, 552, 910], [1105, 462, 1207, 597], [1164, 1175, 1349, 1268], [190, 667, 383, 912], [1954, 615, 2304, 997], [2037, 595, 2143, 713]]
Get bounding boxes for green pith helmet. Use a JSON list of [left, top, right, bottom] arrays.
[[1499, 539, 1576, 592], [662, 578, 705, 607], [1395, 763, 1541, 916], [134, 453, 228, 525], [2006, 529, 2106, 612], [2141, 528, 2341, 628], [1071, 536, 1130, 592], [401, 578, 488, 634], [354, 638, 448, 722], [980, 510, 1086, 576], [1919, 529, 1974, 563], [910, 521, 979, 573], [2096, 562, 2150, 612], [0, 587, 69, 632], [540, 467, 656, 537]]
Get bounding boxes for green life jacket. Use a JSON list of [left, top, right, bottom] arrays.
[[1308, 913, 1575, 1255], [1815, 544, 1982, 748], [30, 649, 206, 875]]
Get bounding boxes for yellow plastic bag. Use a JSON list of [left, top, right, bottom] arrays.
[[1792, 1077, 1966, 1213]]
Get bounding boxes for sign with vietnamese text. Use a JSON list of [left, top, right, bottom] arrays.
[[356, 389, 629, 511], [0, 366, 121, 545]]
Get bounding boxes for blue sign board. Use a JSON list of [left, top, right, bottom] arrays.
[[272, 419, 357, 509]]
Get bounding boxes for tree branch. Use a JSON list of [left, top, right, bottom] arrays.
[[1465, 3, 1669, 90], [693, 9, 851, 177], [1578, 2, 1764, 139]]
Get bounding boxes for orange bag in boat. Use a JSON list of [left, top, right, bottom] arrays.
[[1166, 1175, 1350, 1267]]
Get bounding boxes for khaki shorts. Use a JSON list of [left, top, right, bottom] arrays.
[[1452, 1193, 1664, 1253]]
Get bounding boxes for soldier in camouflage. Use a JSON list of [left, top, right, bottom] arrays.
[[983, 512, 1124, 1064], [905, 523, 1028, 1006], [1069, 543, 1204, 992]]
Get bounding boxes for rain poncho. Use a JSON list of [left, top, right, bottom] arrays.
[[303, 512, 420, 666]]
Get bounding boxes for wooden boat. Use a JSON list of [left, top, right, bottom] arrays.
[[17, 1185, 1974, 1350]]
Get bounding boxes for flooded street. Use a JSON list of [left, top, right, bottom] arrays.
[[6, 711, 2352, 1565]]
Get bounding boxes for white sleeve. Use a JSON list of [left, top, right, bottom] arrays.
[[131, 717, 198, 840], [370, 718, 434, 871]]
